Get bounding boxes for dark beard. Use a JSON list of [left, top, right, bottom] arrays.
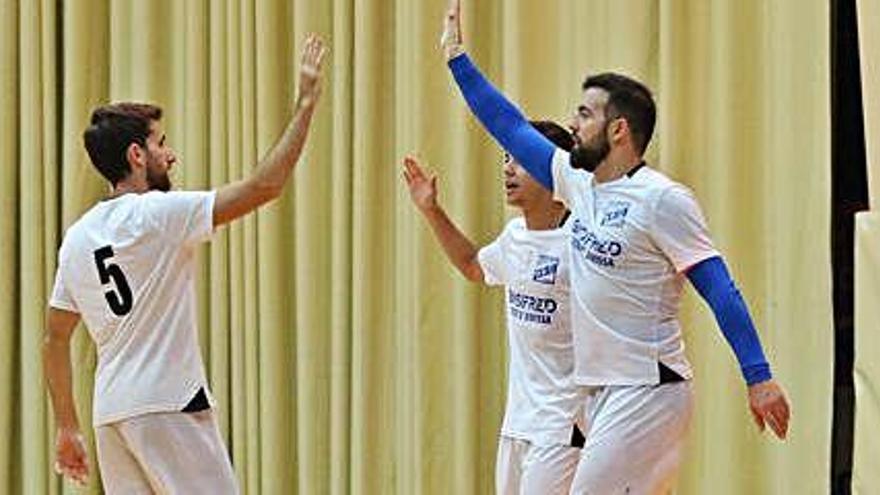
[[569, 136, 610, 172], [146, 162, 171, 192]]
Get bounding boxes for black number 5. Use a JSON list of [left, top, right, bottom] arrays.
[[93, 245, 133, 316]]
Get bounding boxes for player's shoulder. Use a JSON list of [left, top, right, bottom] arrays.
[[506, 215, 568, 245], [491, 216, 526, 242], [636, 166, 678, 188], [138, 189, 188, 208], [505, 216, 527, 232], [136, 189, 212, 221], [635, 166, 696, 201], [59, 200, 109, 243]]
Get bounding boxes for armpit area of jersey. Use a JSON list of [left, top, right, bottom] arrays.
[[570, 424, 586, 448], [659, 362, 686, 384], [181, 387, 210, 413]]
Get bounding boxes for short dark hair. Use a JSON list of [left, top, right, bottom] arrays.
[[83, 102, 163, 185], [582, 73, 655, 155], [530, 120, 575, 152]]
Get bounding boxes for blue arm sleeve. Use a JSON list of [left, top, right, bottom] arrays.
[[448, 54, 557, 190], [687, 256, 772, 385]]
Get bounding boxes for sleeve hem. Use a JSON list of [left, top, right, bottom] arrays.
[[48, 300, 78, 313]]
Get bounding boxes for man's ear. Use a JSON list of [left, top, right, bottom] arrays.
[[609, 117, 629, 145], [126, 142, 144, 170]]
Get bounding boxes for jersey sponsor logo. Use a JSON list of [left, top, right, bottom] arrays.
[[507, 289, 557, 325], [600, 201, 631, 228], [571, 218, 623, 267], [532, 254, 560, 285]]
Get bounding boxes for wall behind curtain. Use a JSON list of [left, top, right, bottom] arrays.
[[857, 0, 879, 208], [854, 0, 879, 493], [0, 1, 831, 494]]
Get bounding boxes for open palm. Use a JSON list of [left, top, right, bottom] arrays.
[[402, 156, 438, 212]]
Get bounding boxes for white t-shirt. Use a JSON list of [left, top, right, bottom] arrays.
[[551, 149, 719, 386], [479, 217, 583, 445], [50, 190, 216, 426]]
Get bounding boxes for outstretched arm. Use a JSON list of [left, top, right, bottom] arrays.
[[688, 257, 791, 439], [213, 35, 328, 227], [402, 156, 483, 282], [441, 0, 557, 190]]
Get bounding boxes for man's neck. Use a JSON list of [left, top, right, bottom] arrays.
[[522, 204, 567, 231], [593, 154, 643, 184], [110, 179, 149, 198]]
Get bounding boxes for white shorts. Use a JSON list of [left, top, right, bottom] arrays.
[[570, 381, 694, 495], [496, 435, 581, 495], [95, 409, 238, 494]]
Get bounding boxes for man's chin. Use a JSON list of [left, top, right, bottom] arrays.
[[569, 148, 603, 172], [148, 181, 172, 192]]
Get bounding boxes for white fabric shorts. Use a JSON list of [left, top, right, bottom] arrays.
[[570, 381, 695, 495], [95, 409, 238, 494], [496, 435, 581, 495]]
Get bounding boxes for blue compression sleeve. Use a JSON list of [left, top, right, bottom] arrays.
[[448, 54, 557, 190], [687, 256, 772, 385]]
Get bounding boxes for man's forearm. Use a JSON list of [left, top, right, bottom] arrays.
[[250, 95, 319, 197], [212, 95, 320, 227], [42, 338, 79, 430], [421, 205, 482, 282], [688, 256, 772, 385]]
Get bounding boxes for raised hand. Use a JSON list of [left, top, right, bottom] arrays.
[[298, 34, 328, 105], [55, 427, 89, 486], [440, 0, 464, 60], [748, 379, 791, 440], [402, 156, 439, 213]]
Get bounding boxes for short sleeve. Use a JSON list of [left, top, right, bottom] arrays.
[[48, 260, 78, 312], [651, 185, 720, 272], [477, 221, 515, 286]]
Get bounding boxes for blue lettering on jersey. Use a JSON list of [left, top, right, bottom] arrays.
[[508, 289, 557, 325], [532, 254, 560, 285], [600, 201, 631, 228], [571, 218, 623, 267]]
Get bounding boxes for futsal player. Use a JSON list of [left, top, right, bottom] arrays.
[[402, 121, 585, 494], [440, 2, 791, 492], [43, 35, 327, 493]]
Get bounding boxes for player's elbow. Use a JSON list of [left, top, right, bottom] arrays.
[[42, 327, 70, 350], [250, 176, 285, 204], [462, 261, 484, 283]]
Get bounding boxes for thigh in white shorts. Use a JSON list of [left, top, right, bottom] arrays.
[[496, 435, 580, 495], [570, 381, 694, 495], [96, 409, 238, 494]]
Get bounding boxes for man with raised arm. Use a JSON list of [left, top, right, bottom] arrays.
[[440, 2, 790, 492], [403, 121, 584, 494], [43, 35, 327, 494]]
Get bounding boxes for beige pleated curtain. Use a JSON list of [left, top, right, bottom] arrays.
[[0, 1, 831, 494]]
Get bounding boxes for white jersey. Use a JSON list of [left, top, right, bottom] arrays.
[[49, 191, 216, 426], [479, 217, 582, 445], [551, 149, 719, 386]]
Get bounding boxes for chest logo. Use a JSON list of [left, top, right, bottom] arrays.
[[532, 254, 560, 285], [571, 218, 624, 268], [600, 201, 631, 228]]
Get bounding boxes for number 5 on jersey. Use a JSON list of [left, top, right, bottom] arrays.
[[93, 245, 133, 316]]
